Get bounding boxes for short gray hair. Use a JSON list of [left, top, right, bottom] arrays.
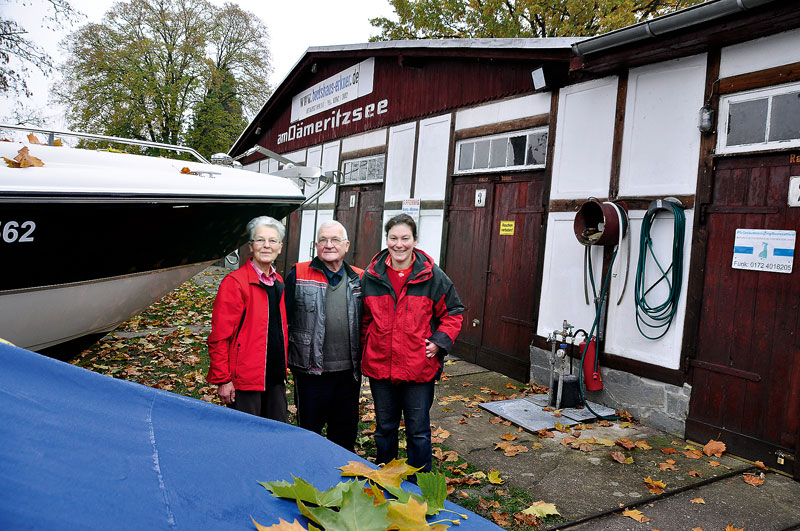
[[317, 220, 348, 242], [247, 216, 286, 241]]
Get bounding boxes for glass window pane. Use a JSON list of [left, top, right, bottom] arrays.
[[367, 158, 377, 180], [473, 140, 490, 169], [458, 142, 474, 171], [769, 91, 800, 142], [508, 135, 526, 166], [359, 160, 368, 180], [343, 162, 353, 183], [376, 156, 385, 180], [526, 132, 547, 165], [727, 99, 768, 146], [489, 138, 507, 168]]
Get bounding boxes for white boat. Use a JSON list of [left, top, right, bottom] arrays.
[[0, 125, 329, 357]]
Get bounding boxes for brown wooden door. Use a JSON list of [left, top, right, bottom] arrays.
[[446, 174, 545, 381], [686, 152, 800, 478], [336, 184, 384, 269]]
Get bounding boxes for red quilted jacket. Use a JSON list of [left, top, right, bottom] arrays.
[[207, 262, 288, 390]]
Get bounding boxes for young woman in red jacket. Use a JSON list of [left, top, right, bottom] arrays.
[[361, 214, 464, 473], [206, 216, 289, 421]]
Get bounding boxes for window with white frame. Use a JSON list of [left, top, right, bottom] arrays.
[[455, 127, 548, 174], [718, 81, 800, 154], [340, 153, 385, 184]]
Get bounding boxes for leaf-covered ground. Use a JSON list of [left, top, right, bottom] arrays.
[[70, 274, 562, 529]]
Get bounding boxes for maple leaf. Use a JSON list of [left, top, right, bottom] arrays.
[[703, 439, 726, 457], [621, 508, 651, 522], [514, 512, 542, 526], [487, 470, 504, 484], [535, 429, 554, 438], [596, 420, 614, 427], [260, 476, 345, 507], [505, 382, 516, 389], [635, 440, 653, 450], [500, 432, 518, 441], [609, 450, 633, 464], [682, 449, 703, 459], [477, 497, 499, 512], [691, 497, 706, 504], [531, 442, 543, 450], [644, 476, 666, 494], [489, 416, 502, 424], [754, 460, 768, 470], [339, 459, 419, 489], [27, 133, 42, 144], [298, 480, 388, 531], [659, 461, 677, 471], [709, 460, 721, 467], [616, 438, 636, 450], [251, 517, 317, 530], [386, 497, 430, 530], [689, 470, 702, 477], [743, 472, 765, 487], [522, 500, 560, 518], [431, 426, 450, 443], [596, 438, 615, 447], [490, 510, 511, 526], [725, 526, 744, 531], [414, 471, 448, 515], [554, 422, 571, 433], [661, 447, 679, 455]]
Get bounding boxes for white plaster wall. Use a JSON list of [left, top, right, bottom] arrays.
[[720, 28, 800, 79], [297, 209, 334, 263], [537, 212, 603, 338], [604, 209, 694, 370], [385, 123, 416, 202], [550, 78, 618, 200], [320, 141, 340, 204], [455, 93, 551, 130], [341, 128, 387, 153], [417, 210, 443, 264], [414, 115, 451, 201], [619, 54, 706, 197]]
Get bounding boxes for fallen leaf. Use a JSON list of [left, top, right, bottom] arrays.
[[689, 470, 702, 477], [338, 459, 418, 489], [659, 461, 677, 471], [691, 497, 706, 504], [500, 432, 519, 441], [489, 416, 503, 424], [251, 517, 309, 530], [754, 460, 768, 470], [709, 460, 721, 467], [743, 472, 765, 487], [661, 447, 679, 455], [616, 438, 636, 450], [535, 428, 554, 438], [513, 512, 542, 526], [27, 133, 41, 144], [635, 440, 653, 450], [522, 500, 560, 518], [726, 527, 744, 531], [554, 422, 571, 433], [490, 510, 511, 526], [487, 470, 504, 484], [644, 476, 666, 494], [621, 508, 651, 522], [683, 449, 703, 459], [477, 497, 499, 511], [609, 449, 633, 464], [703, 439, 726, 457]]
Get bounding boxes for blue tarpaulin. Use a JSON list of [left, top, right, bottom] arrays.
[[0, 343, 498, 530]]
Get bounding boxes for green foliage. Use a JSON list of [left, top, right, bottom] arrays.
[[297, 480, 389, 531], [370, 0, 705, 40], [259, 476, 348, 508], [56, 0, 271, 154]]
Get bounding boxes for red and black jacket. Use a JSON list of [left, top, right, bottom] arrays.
[[361, 248, 464, 383]]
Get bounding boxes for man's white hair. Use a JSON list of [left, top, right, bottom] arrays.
[[317, 220, 348, 241]]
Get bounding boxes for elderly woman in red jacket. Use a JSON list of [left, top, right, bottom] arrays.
[[206, 216, 289, 421], [361, 214, 464, 473]]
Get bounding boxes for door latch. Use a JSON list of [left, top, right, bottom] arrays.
[[472, 319, 480, 327]]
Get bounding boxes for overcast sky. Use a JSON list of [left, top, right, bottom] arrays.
[[2, 0, 395, 127]]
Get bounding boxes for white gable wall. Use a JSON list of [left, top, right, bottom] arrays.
[[341, 128, 387, 153], [385, 122, 416, 202], [414, 114, 451, 201]]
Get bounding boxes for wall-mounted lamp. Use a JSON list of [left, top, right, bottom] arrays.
[[254, 126, 262, 135], [698, 105, 714, 134], [531, 66, 547, 91], [310, 63, 318, 74]]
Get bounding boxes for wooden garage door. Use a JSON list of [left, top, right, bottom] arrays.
[[686, 152, 800, 478], [335, 184, 384, 270], [445, 174, 545, 381]]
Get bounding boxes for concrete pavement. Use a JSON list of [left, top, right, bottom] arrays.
[[430, 357, 800, 530]]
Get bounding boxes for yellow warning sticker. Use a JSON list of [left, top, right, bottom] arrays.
[[500, 220, 515, 235]]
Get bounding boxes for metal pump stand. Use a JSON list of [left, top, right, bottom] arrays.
[[545, 320, 578, 409]]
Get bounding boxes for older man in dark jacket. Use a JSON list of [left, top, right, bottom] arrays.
[[284, 220, 363, 451]]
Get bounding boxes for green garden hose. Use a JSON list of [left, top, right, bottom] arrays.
[[633, 199, 686, 340]]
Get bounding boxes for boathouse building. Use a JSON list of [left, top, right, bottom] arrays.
[[230, 0, 800, 477]]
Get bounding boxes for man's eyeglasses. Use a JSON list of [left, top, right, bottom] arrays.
[[317, 237, 344, 246], [251, 238, 281, 247]]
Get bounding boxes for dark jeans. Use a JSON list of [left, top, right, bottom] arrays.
[[231, 381, 287, 422], [369, 378, 435, 472], [293, 370, 361, 452]]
